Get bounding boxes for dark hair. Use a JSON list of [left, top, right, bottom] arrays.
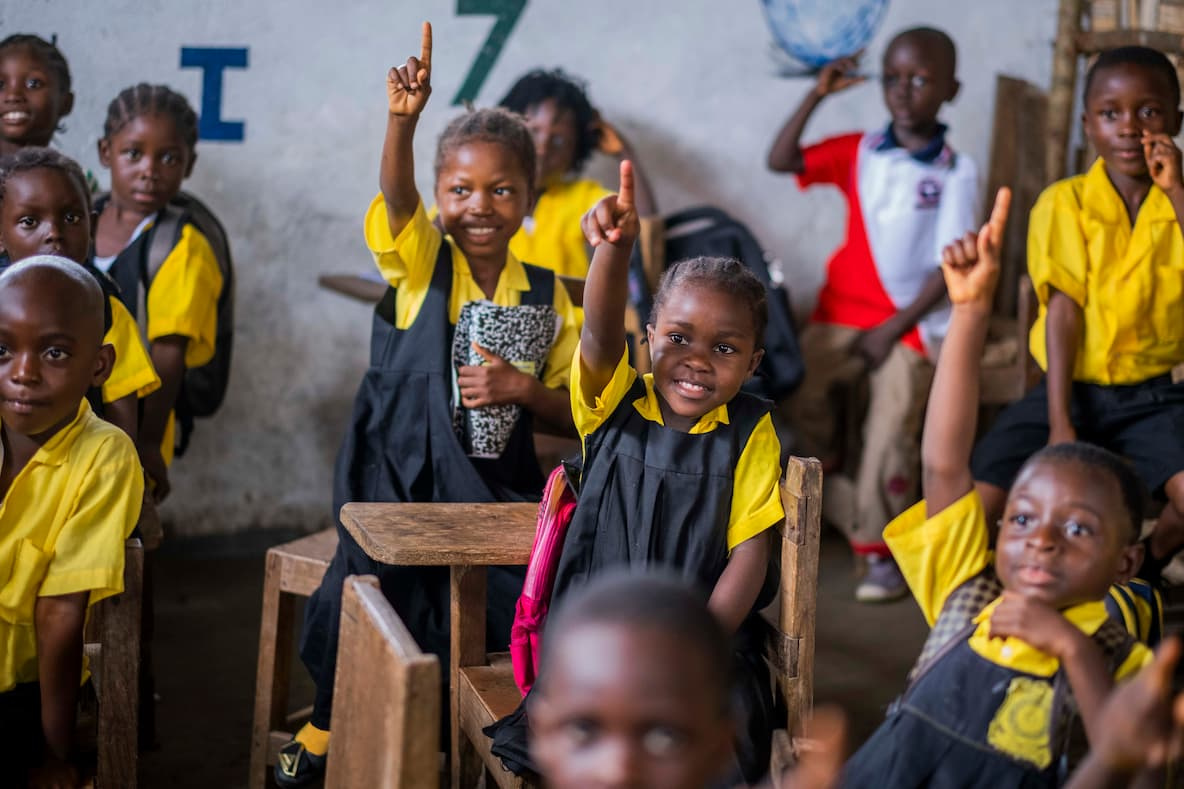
[[0, 34, 72, 98], [0, 146, 91, 213], [1084, 46, 1181, 108], [434, 107, 536, 193], [499, 68, 600, 174], [1019, 442, 1146, 542], [650, 256, 768, 345], [103, 83, 199, 157], [537, 572, 731, 714], [887, 26, 957, 77]]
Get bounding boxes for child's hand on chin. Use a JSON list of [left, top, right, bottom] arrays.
[[1144, 130, 1184, 197], [387, 21, 432, 117], [582, 160, 639, 249], [940, 187, 1010, 309], [987, 591, 1082, 658]]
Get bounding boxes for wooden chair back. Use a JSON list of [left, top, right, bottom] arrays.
[[325, 574, 441, 789]]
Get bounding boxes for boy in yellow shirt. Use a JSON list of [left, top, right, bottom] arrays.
[[0, 257, 143, 786]]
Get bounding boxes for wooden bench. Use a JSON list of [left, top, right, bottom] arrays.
[[248, 528, 338, 788], [324, 575, 440, 788]]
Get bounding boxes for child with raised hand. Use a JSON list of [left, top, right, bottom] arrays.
[[769, 27, 980, 603], [841, 189, 1154, 788], [92, 84, 223, 503], [286, 23, 581, 787], [971, 46, 1184, 585], [0, 257, 143, 788], [0, 148, 161, 440], [0, 35, 74, 157], [487, 159, 785, 784]]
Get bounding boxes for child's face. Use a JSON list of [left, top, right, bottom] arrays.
[[646, 283, 763, 431], [524, 98, 579, 187], [880, 35, 957, 135], [0, 168, 91, 264], [98, 112, 193, 215], [530, 622, 732, 789], [1083, 63, 1182, 180], [0, 46, 72, 149], [996, 458, 1141, 609], [0, 274, 109, 441], [434, 140, 530, 260]]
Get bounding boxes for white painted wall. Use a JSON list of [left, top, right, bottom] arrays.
[[4, 0, 1058, 535]]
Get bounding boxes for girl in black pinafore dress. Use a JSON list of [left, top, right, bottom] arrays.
[[280, 26, 582, 787], [487, 162, 787, 784]]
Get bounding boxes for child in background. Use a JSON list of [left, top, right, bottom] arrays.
[[971, 47, 1184, 582], [487, 161, 785, 784], [0, 35, 73, 158], [0, 147, 161, 439], [499, 68, 658, 279], [286, 24, 581, 786], [841, 189, 1153, 788], [0, 257, 143, 788], [768, 27, 980, 602], [93, 84, 223, 503]]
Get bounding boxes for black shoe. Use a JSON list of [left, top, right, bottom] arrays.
[[274, 739, 327, 787]]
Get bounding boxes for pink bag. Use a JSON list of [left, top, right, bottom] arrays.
[[510, 464, 577, 696]]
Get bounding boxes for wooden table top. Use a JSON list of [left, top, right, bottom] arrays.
[[339, 502, 537, 566]]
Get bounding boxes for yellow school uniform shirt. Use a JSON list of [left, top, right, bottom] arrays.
[[103, 296, 160, 403], [510, 177, 611, 279], [571, 344, 784, 550], [0, 400, 144, 692], [1028, 157, 1184, 385], [363, 197, 581, 390], [885, 489, 1152, 680]]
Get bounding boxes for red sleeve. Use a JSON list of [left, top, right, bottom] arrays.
[[796, 132, 863, 191]]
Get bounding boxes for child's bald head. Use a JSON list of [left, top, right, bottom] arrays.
[[0, 255, 105, 346]]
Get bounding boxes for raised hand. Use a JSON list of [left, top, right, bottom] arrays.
[[387, 21, 432, 117], [582, 160, 639, 248], [1144, 130, 1184, 196], [814, 55, 866, 98], [940, 187, 1011, 308], [1088, 637, 1184, 771]]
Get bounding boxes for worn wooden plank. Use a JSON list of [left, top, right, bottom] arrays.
[[1076, 26, 1184, 52], [451, 565, 488, 789], [325, 576, 440, 789], [97, 539, 142, 789], [778, 458, 822, 734], [457, 667, 528, 789], [275, 529, 337, 596], [340, 503, 536, 566], [1048, 0, 1086, 181]]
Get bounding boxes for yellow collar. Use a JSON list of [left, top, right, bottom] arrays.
[[448, 244, 531, 294], [1081, 157, 1176, 228], [1, 399, 92, 472], [632, 374, 731, 434], [968, 597, 1110, 676]]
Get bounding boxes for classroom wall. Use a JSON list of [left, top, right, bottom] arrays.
[[4, 0, 1058, 536]]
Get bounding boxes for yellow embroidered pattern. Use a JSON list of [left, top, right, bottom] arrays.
[[986, 676, 1053, 768]]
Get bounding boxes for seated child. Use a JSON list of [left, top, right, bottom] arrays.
[[499, 67, 658, 278], [92, 83, 223, 503], [487, 160, 784, 784], [0, 256, 143, 787], [841, 189, 1153, 788], [971, 46, 1184, 580], [284, 24, 581, 786], [0, 147, 161, 439], [528, 572, 738, 789], [769, 27, 980, 602]]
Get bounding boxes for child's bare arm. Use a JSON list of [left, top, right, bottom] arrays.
[[767, 56, 864, 173], [855, 268, 947, 369], [380, 21, 432, 238], [923, 188, 1011, 515], [708, 531, 770, 635], [1045, 289, 1081, 445], [579, 161, 640, 400], [34, 591, 88, 779], [139, 337, 187, 503], [104, 394, 138, 441]]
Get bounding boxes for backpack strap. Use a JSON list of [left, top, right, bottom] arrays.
[[519, 262, 556, 307], [145, 204, 187, 285]]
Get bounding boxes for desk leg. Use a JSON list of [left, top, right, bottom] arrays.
[[450, 565, 486, 789]]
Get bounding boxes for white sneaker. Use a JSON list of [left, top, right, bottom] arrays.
[[855, 555, 909, 603]]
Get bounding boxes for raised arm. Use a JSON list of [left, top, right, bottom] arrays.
[[1044, 288, 1082, 445], [380, 21, 432, 238], [579, 161, 640, 399], [767, 56, 863, 173], [923, 188, 1011, 515]]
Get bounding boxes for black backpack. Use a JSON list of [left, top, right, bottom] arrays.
[[628, 206, 804, 401], [102, 191, 235, 454]]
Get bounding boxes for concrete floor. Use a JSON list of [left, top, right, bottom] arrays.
[[137, 528, 929, 788]]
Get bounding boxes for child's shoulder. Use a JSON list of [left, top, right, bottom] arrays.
[[69, 405, 140, 471]]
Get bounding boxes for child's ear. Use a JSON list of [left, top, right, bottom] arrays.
[[1172, 107, 1183, 137], [746, 347, 765, 379], [646, 323, 656, 349], [185, 150, 198, 179], [59, 90, 75, 120], [1114, 540, 1145, 586], [97, 137, 111, 167], [92, 342, 115, 389], [947, 78, 961, 103]]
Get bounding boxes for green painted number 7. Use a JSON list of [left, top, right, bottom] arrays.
[[452, 0, 527, 105]]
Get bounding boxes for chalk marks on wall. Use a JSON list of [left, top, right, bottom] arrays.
[[180, 46, 249, 141], [451, 0, 527, 105], [760, 0, 889, 75]]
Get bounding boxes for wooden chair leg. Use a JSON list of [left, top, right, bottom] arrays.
[[450, 565, 487, 789], [250, 550, 296, 788], [98, 542, 142, 789]]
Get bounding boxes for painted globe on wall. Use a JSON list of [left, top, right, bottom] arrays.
[[761, 0, 890, 70]]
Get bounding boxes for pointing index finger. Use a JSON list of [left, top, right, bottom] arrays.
[[420, 21, 432, 68], [986, 186, 1011, 241], [617, 159, 635, 213]]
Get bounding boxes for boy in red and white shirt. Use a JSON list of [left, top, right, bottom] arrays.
[[768, 26, 980, 601]]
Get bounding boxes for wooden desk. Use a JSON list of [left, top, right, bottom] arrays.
[[338, 502, 537, 566]]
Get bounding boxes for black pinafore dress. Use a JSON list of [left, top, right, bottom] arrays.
[[488, 376, 779, 782], [300, 243, 553, 728]]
